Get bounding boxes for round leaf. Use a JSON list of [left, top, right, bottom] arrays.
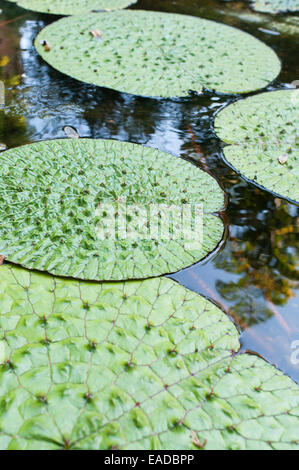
[[35, 10, 281, 98], [0, 139, 224, 280], [214, 90, 299, 203]]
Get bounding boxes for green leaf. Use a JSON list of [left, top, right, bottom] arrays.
[[34, 10, 281, 97], [0, 138, 224, 280], [252, 0, 299, 14], [214, 90, 299, 203], [8, 0, 136, 15], [0, 264, 298, 450]]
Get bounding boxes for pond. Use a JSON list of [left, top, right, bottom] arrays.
[[0, 0, 298, 386]]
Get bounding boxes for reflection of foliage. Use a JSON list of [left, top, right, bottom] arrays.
[[215, 198, 299, 328], [0, 112, 28, 148]]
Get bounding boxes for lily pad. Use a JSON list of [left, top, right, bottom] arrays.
[[9, 0, 136, 15], [252, 0, 299, 14], [0, 138, 224, 281], [214, 90, 299, 203], [0, 264, 298, 450], [35, 10, 281, 98]]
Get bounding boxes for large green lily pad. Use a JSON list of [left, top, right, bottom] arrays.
[[252, 0, 299, 14], [0, 264, 298, 450], [8, 0, 136, 15], [0, 138, 224, 281], [214, 90, 299, 203], [35, 10, 281, 98]]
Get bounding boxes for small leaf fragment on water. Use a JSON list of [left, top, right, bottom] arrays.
[[90, 30, 102, 38], [0, 262, 298, 450], [63, 126, 79, 139], [191, 431, 207, 449], [279, 154, 288, 164]]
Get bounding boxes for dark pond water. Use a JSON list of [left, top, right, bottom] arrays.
[[0, 0, 298, 381]]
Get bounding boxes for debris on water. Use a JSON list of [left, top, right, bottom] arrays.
[[258, 28, 280, 36], [0, 255, 5, 265], [64, 126, 79, 139], [0, 143, 7, 151], [278, 154, 288, 164]]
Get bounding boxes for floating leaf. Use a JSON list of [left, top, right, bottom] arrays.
[[0, 264, 298, 450], [0, 139, 224, 281], [214, 4, 299, 36], [278, 154, 288, 165], [214, 90, 299, 203], [40, 41, 51, 52], [252, 0, 299, 14], [7, 0, 136, 15], [34, 10, 280, 98], [90, 29, 102, 39]]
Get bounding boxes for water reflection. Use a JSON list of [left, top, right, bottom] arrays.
[[0, 0, 298, 381]]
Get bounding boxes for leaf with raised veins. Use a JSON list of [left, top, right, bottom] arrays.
[[0, 264, 298, 450]]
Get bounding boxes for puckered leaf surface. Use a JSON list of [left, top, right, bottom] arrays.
[[34, 10, 281, 97], [8, 0, 136, 15], [0, 265, 298, 450], [252, 0, 299, 13], [214, 90, 299, 203], [0, 139, 224, 280]]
